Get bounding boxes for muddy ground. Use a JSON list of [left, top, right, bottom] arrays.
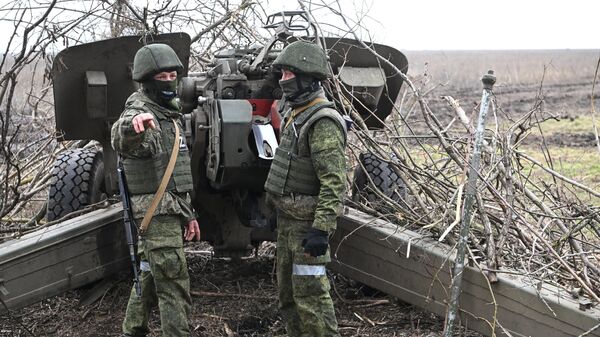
[[0, 242, 482, 337]]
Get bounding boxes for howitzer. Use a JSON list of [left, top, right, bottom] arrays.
[[48, 12, 409, 257], [117, 160, 142, 297]]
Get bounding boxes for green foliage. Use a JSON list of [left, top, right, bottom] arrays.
[[519, 145, 600, 205], [535, 115, 600, 135]]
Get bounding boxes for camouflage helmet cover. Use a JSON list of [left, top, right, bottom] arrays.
[[272, 40, 331, 79], [132, 43, 183, 82]]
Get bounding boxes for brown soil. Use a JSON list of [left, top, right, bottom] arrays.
[[0, 243, 482, 337], [416, 81, 594, 125]]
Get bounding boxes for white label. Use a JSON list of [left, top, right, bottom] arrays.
[[179, 135, 187, 151], [292, 264, 326, 276]]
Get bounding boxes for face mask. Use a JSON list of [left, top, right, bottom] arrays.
[[143, 79, 178, 107], [278, 77, 300, 100], [278, 75, 318, 101]]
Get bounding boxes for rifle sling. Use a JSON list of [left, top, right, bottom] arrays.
[[139, 119, 180, 233]]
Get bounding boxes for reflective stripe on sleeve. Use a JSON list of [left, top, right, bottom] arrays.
[[140, 260, 151, 272], [292, 264, 326, 276]]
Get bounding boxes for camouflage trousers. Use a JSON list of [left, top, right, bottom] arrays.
[[122, 215, 191, 337], [276, 212, 340, 337]]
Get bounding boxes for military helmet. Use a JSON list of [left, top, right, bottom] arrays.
[[272, 41, 331, 80], [132, 43, 183, 82]]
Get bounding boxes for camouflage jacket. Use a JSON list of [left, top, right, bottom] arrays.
[[306, 115, 346, 233], [272, 100, 346, 234], [111, 90, 195, 222]]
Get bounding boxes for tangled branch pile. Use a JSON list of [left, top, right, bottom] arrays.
[[340, 48, 600, 304]]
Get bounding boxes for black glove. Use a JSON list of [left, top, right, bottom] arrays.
[[302, 228, 329, 257]]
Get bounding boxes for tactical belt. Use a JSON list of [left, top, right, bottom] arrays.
[[139, 119, 180, 233]]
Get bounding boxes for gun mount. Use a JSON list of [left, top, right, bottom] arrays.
[[49, 11, 409, 256]]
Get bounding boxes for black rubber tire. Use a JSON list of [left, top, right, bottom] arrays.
[[352, 152, 406, 204], [46, 148, 105, 221]]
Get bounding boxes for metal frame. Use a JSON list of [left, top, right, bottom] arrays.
[[330, 208, 600, 337]]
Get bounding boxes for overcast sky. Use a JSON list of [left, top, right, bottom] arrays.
[[276, 0, 600, 50], [0, 0, 598, 51]]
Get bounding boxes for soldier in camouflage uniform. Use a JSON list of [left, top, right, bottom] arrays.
[[264, 41, 346, 337], [111, 43, 200, 337]]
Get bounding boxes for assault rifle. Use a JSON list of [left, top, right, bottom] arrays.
[[117, 160, 142, 297]]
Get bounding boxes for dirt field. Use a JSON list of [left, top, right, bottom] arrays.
[[1, 243, 476, 337], [404, 49, 599, 128], [404, 49, 600, 203], [2, 49, 598, 336]]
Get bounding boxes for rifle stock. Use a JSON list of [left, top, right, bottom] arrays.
[[117, 162, 142, 297]]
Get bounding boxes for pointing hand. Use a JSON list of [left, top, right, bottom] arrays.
[[132, 113, 156, 133]]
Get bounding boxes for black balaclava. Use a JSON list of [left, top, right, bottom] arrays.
[[278, 73, 322, 108], [142, 78, 178, 110]]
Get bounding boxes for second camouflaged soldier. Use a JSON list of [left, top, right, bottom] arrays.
[[111, 43, 200, 337], [265, 41, 347, 337]]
